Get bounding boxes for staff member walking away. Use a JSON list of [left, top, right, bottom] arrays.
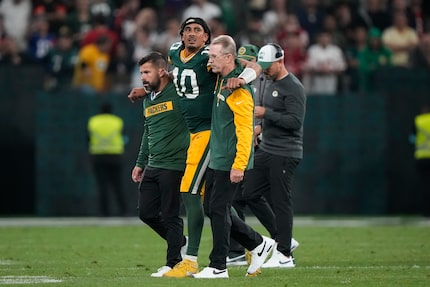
[[193, 35, 275, 279], [242, 43, 306, 268], [131, 52, 189, 277], [88, 102, 127, 216], [412, 104, 430, 217]]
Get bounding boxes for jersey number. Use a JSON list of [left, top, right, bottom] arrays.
[[172, 67, 199, 99]]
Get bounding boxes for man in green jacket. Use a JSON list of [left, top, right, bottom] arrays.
[[192, 35, 275, 279], [131, 52, 189, 277]]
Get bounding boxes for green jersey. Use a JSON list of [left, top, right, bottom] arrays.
[[136, 81, 189, 171], [168, 42, 216, 133]]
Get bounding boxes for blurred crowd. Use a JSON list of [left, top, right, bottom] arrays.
[[1, 0, 430, 95]]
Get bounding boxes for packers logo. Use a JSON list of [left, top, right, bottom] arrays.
[[238, 47, 247, 56], [145, 101, 173, 117]]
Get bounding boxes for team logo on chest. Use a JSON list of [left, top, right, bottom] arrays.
[[272, 90, 279, 97]]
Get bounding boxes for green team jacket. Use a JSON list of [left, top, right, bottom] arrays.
[[209, 61, 255, 172], [136, 81, 189, 171]]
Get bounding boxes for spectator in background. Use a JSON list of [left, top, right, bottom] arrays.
[[388, 0, 416, 26], [344, 25, 368, 92], [321, 13, 348, 51], [89, 0, 113, 20], [26, 15, 56, 64], [0, 0, 32, 53], [295, 0, 325, 44], [409, 32, 430, 69], [261, 0, 289, 38], [153, 17, 181, 55], [357, 27, 392, 92], [357, 0, 391, 32], [129, 26, 153, 90], [276, 13, 309, 50], [236, 10, 269, 49], [44, 26, 79, 91], [182, 0, 221, 23], [278, 28, 307, 80], [107, 39, 133, 94], [88, 102, 127, 216], [208, 16, 227, 39], [134, 7, 159, 48], [0, 13, 22, 65], [32, 0, 68, 35], [65, 0, 92, 45], [302, 30, 346, 95], [382, 11, 419, 67], [72, 34, 112, 95], [112, 0, 141, 42], [409, 0, 425, 37], [332, 1, 362, 46], [81, 13, 119, 57]]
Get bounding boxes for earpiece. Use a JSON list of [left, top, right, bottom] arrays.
[[269, 43, 284, 59]]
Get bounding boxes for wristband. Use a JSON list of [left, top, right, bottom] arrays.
[[238, 67, 257, 84]]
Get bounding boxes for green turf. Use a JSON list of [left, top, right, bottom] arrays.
[[0, 218, 429, 286]]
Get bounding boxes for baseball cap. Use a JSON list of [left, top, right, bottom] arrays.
[[237, 44, 259, 61], [257, 43, 284, 69]]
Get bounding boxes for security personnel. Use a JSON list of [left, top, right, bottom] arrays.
[[88, 102, 127, 216], [413, 104, 430, 216]]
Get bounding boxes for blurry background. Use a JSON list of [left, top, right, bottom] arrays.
[[1, 0, 429, 216]]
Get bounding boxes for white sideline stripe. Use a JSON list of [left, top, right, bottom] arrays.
[[304, 265, 430, 269], [0, 276, 62, 284]]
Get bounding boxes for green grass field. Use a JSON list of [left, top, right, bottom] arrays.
[[0, 217, 429, 286]]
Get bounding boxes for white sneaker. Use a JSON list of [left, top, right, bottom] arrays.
[[150, 266, 172, 277], [226, 254, 248, 266], [192, 267, 229, 279], [247, 235, 275, 275], [262, 248, 295, 268], [180, 236, 188, 259], [291, 238, 299, 252]]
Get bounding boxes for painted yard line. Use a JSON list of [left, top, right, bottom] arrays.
[[303, 265, 430, 269], [0, 216, 429, 227], [0, 260, 14, 265], [0, 276, 62, 284]]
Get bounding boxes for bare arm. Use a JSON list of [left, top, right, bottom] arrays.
[[127, 87, 147, 103]]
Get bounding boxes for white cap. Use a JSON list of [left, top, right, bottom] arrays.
[[257, 44, 284, 69]]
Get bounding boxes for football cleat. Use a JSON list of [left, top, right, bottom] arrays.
[[262, 248, 295, 268], [163, 259, 198, 278], [226, 254, 248, 266], [150, 266, 171, 277], [192, 267, 229, 279], [247, 236, 275, 275]]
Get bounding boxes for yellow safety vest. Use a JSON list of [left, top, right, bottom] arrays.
[[88, 114, 124, 155], [414, 113, 430, 159]]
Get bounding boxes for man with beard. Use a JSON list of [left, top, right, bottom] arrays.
[[131, 52, 189, 277]]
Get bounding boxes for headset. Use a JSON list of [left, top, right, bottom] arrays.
[[268, 43, 284, 59]]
